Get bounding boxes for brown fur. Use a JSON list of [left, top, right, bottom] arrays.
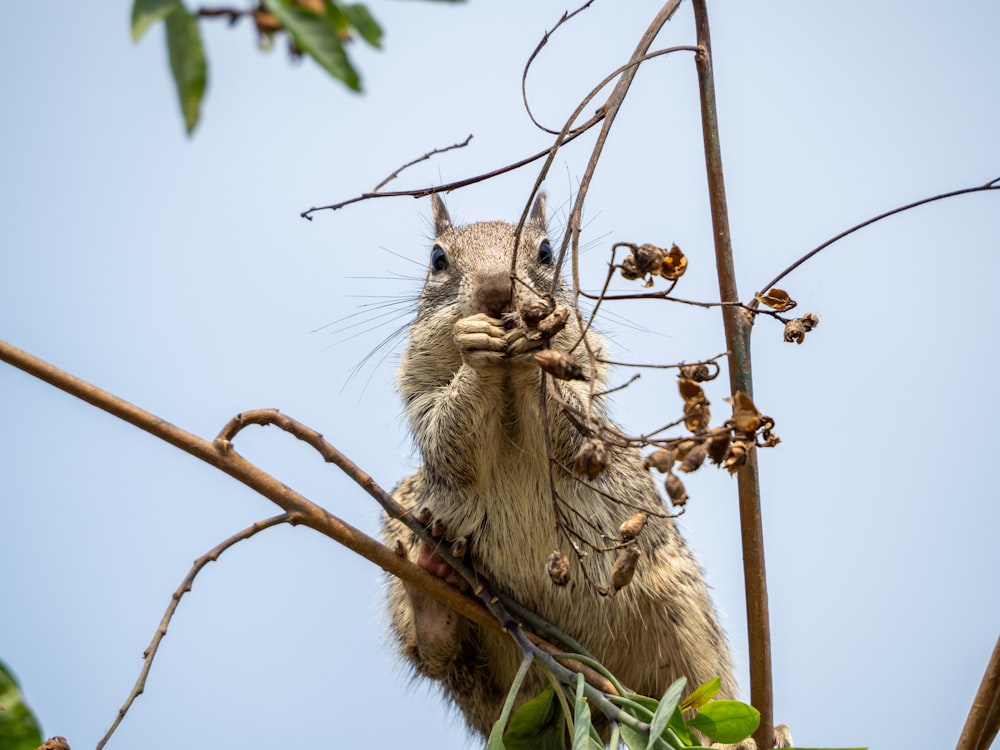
[[383, 194, 737, 740]]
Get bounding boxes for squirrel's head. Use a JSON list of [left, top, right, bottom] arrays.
[[418, 193, 562, 323]]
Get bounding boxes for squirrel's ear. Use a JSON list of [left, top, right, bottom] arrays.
[[431, 193, 452, 236], [530, 192, 547, 226]]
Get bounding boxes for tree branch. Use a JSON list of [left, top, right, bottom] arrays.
[[956, 633, 1000, 750], [691, 2, 773, 747]]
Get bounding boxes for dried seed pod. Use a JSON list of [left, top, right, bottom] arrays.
[[677, 378, 707, 405], [634, 243, 666, 275], [731, 391, 763, 433], [758, 426, 781, 449], [535, 349, 586, 381], [546, 549, 570, 586], [684, 402, 711, 434], [678, 441, 708, 473], [707, 432, 731, 465], [520, 298, 554, 327], [665, 472, 688, 506], [783, 319, 807, 344], [573, 438, 609, 480], [619, 512, 649, 542], [610, 546, 641, 593], [679, 363, 712, 382], [659, 244, 688, 280], [673, 439, 697, 460], [756, 287, 797, 312], [620, 254, 642, 280], [800, 312, 820, 331], [723, 440, 749, 474], [643, 448, 675, 473], [537, 306, 570, 337]]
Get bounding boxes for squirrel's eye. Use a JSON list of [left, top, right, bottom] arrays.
[[537, 239, 554, 265], [430, 245, 449, 272]]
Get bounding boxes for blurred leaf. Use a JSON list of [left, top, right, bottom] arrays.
[[687, 700, 760, 744], [164, 3, 207, 134], [131, 0, 180, 42], [503, 685, 565, 750], [647, 677, 685, 750], [679, 677, 721, 713], [571, 674, 591, 749], [341, 3, 383, 47], [261, 0, 360, 90], [0, 661, 43, 750]]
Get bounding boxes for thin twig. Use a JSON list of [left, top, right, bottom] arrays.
[[521, 1, 598, 135], [371, 134, 473, 192], [755, 176, 1000, 301], [956, 634, 1000, 750], [96, 514, 290, 750], [691, 1, 773, 747]]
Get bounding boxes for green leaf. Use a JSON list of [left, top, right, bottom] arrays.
[[679, 677, 721, 713], [503, 686, 566, 750], [571, 674, 592, 750], [0, 661, 43, 750], [667, 706, 694, 747], [341, 3, 383, 48], [261, 0, 360, 90], [686, 700, 760, 745], [164, 3, 207, 134], [131, 0, 180, 42], [647, 677, 686, 750]]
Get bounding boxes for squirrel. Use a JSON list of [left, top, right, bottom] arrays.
[[383, 193, 740, 741]]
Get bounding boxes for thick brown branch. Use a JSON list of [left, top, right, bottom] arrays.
[[956, 634, 1000, 750], [691, 1, 773, 747]]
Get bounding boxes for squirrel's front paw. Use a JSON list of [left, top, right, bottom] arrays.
[[454, 313, 507, 367]]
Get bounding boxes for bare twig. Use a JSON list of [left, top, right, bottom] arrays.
[[96, 514, 290, 750], [521, 1, 598, 135], [755, 176, 1000, 302], [371, 134, 474, 192], [691, 1, 773, 747], [956, 634, 1000, 750]]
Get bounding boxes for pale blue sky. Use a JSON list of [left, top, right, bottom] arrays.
[[2, 2, 999, 749]]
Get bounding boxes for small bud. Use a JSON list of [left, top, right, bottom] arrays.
[[546, 550, 570, 586], [619, 512, 649, 542], [678, 441, 708, 473], [574, 438, 609, 480], [658, 244, 688, 280], [665, 473, 688, 506], [535, 349, 587, 381], [643, 448, 675, 473], [783, 319, 807, 344], [707, 433, 731, 465], [610, 546, 641, 593], [537, 306, 570, 338]]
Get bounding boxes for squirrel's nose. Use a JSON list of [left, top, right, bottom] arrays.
[[477, 270, 513, 318]]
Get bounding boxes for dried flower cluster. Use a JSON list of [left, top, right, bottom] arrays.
[[620, 243, 687, 287]]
